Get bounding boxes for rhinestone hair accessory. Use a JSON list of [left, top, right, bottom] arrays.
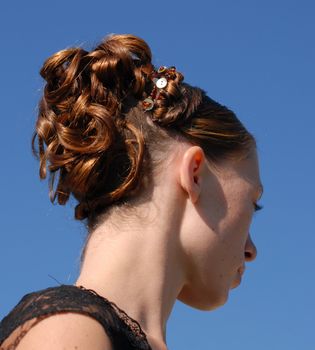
[[142, 66, 177, 111]]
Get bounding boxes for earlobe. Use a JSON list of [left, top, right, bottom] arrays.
[[179, 146, 205, 204]]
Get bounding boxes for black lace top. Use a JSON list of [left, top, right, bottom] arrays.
[[0, 285, 152, 350]]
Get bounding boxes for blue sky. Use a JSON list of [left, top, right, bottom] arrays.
[[1, 0, 314, 349]]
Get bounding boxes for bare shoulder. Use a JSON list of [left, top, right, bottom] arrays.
[[15, 312, 113, 350]]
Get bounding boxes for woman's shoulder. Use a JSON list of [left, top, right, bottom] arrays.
[[4, 312, 113, 350], [0, 285, 150, 350]]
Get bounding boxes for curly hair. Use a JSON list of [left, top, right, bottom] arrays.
[[32, 33, 255, 226]]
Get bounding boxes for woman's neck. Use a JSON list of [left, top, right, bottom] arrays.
[[75, 188, 187, 348]]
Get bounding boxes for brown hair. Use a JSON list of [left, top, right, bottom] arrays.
[[32, 34, 255, 227]]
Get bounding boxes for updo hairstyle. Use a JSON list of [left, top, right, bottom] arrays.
[[32, 34, 255, 227]]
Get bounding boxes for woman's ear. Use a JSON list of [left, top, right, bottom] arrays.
[[179, 146, 205, 204]]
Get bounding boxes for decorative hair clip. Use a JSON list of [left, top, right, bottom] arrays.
[[142, 66, 177, 111]]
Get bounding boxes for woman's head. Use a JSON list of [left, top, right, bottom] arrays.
[[32, 33, 262, 310], [32, 33, 256, 229]]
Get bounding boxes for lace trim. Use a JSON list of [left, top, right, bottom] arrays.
[[0, 285, 152, 350], [76, 285, 151, 350]]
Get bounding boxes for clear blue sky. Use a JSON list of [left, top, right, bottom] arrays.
[[1, 0, 314, 349]]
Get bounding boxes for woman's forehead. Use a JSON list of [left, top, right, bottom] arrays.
[[237, 154, 263, 196], [206, 151, 262, 194]]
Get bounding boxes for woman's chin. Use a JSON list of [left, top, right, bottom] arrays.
[[177, 285, 229, 311]]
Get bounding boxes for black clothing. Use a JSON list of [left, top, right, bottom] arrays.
[[0, 285, 152, 350]]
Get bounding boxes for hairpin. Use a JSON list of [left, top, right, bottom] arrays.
[[142, 66, 177, 111]]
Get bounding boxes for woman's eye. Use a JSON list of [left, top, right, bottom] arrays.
[[254, 203, 263, 212]]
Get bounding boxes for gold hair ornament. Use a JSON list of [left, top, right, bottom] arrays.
[[142, 66, 177, 111]]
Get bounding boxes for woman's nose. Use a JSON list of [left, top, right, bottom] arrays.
[[244, 233, 257, 262]]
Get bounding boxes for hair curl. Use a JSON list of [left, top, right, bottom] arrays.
[[32, 33, 255, 225]]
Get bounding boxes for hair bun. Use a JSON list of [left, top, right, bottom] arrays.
[[33, 34, 156, 221], [87, 34, 153, 101]]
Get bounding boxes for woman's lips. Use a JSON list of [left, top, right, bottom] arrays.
[[238, 265, 246, 276], [231, 266, 246, 289]]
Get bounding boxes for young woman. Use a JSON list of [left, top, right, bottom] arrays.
[[0, 33, 263, 350]]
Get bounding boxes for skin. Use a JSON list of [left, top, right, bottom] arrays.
[[73, 144, 262, 350], [177, 146, 261, 310]]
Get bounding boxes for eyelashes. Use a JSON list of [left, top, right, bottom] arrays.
[[254, 203, 263, 212]]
